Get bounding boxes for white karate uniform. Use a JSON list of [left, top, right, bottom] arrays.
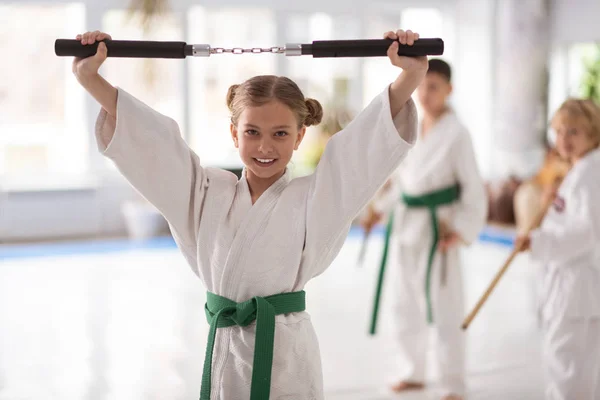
[[529, 148, 600, 400], [95, 85, 418, 399], [371, 110, 487, 396]]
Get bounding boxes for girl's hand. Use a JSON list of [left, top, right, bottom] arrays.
[[384, 29, 429, 73], [72, 31, 112, 82]]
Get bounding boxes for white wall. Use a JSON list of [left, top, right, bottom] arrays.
[[0, 181, 133, 240], [550, 0, 600, 44]]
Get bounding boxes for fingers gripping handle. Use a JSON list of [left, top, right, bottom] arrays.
[[56, 38, 444, 59]]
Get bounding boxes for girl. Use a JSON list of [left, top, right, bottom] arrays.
[[516, 98, 600, 400], [73, 29, 427, 399]]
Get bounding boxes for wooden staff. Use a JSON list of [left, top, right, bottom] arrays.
[[356, 228, 370, 267], [461, 201, 551, 330]]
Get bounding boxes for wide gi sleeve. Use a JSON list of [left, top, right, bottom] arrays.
[[304, 85, 417, 277], [95, 87, 207, 254]]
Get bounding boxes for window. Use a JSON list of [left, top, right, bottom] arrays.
[[362, 14, 402, 107], [363, 8, 445, 114], [286, 13, 362, 104], [285, 13, 362, 175], [102, 9, 185, 169], [0, 3, 87, 187], [400, 8, 445, 42], [546, 42, 600, 145], [566, 42, 600, 101], [187, 7, 277, 169]]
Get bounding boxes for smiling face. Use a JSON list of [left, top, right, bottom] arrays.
[[231, 100, 305, 181], [551, 100, 600, 163], [226, 76, 323, 189]]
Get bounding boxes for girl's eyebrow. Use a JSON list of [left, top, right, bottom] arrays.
[[244, 123, 292, 129]]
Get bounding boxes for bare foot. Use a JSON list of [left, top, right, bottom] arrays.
[[441, 394, 463, 400], [390, 381, 425, 392]]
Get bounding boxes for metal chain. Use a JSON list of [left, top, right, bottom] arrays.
[[210, 47, 285, 55]]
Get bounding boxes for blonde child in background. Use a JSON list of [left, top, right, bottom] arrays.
[[516, 98, 600, 400]]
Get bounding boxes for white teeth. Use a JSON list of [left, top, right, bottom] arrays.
[[256, 158, 275, 163]]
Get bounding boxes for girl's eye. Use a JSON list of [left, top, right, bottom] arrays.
[[275, 131, 288, 137], [245, 129, 259, 136], [566, 128, 578, 136]]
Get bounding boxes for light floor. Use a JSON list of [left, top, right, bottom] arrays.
[[0, 228, 544, 400]]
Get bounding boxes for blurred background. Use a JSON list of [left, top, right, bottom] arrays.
[[0, 0, 599, 399]]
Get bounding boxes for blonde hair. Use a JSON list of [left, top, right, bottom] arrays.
[[551, 98, 600, 147], [226, 75, 323, 129]]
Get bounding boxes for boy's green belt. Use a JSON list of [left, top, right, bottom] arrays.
[[369, 184, 460, 334], [200, 290, 306, 400]]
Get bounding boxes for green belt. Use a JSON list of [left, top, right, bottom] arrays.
[[200, 290, 306, 400], [369, 184, 460, 333]]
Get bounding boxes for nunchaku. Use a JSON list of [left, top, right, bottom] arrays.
[[54, 38, 444, 59]]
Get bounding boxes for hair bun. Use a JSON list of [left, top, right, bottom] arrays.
[[226, 84, 240, 110], [304, 98, 323, 127]]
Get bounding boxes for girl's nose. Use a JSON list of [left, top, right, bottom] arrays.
[[258, 138, 274, 154]]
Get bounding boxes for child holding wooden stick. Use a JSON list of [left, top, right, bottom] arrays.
[[516, 98, 600, 400]]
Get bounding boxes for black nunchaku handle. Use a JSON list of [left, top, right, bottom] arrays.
[[55, 39, 192, 59], [55, 37, 444, 59], [304, 38, 444, 58]]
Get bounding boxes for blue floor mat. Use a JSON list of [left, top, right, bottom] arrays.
[[0, 236, 177, 260], [0, 225, 515, 260]]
